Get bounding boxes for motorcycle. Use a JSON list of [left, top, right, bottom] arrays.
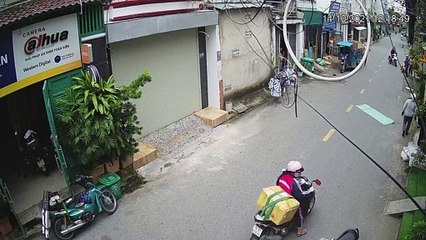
[[388, 54, 398, 67], [41, 175, 118, 240], [321, 228, 359, 240], [250, 176, 321, 240], [22, 129, 51, 176]]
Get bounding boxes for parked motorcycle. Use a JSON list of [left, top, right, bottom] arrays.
[[388, 54, 398, 67], [22, 129, 50, 176], [250, 176, 321, 240], [41, 175, 118, 240]]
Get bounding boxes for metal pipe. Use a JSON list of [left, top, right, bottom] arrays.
[[61, 221, 86, 235]]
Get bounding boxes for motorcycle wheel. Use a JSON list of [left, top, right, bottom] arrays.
[[100, 189, 117, 214], [306, 195, 316, 215], [250, 234, 259, 240], [52, 217, 75, 240], [279, 226, 290, 237]]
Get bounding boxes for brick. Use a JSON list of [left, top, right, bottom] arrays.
[[194, 107, 229, 127], [133, 143, 158, 170], [90, 164, 105, 184], [105, 159, 120, 173], [121, 155, 133, 169]]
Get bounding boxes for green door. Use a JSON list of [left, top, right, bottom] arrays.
[[42, 69, 81, 191], [0, 178, 25, 237]]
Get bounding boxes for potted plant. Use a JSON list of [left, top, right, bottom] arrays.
[[57, 70, 152, 178], [0, 197, 12, 235]]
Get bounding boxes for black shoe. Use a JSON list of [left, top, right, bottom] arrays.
[[402, 132, 405, 137]]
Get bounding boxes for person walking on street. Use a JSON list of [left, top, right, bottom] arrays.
[[403, 55, 410, 76], [362, 40, 369, 66], [402, 94, 418, 137]]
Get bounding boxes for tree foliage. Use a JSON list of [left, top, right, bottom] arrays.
[[57, 71, 152, 168]]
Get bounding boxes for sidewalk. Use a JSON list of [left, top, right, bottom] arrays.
[[398, 130, 426, 240], [136, 87, 271, 181]]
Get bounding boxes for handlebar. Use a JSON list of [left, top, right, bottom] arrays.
[[72, 175, 93, 185]]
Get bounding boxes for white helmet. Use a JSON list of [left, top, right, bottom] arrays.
[[287, 161, 303, 172]]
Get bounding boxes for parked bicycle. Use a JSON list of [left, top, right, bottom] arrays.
[[270, 66, 298, 108]]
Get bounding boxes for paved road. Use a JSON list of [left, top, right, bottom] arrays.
[[70, 35, 411, 240]]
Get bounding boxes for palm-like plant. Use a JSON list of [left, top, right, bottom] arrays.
[[57, 71, 151, 169]]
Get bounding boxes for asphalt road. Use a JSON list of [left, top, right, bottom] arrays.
[[72, 35, 411, 240]]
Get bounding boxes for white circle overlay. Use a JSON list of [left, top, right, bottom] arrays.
[[283, 0, 371, 81]]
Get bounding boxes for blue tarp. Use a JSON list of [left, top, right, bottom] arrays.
[[337, 41, 353, 47]]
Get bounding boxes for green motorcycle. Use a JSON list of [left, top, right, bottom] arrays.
[[41, 175, 118, 240]]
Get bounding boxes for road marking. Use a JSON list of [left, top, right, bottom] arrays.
[[360, 89, 365, 94], [368, 78, 372, 82], [323, 129, 336, 142], [346, 104, 354, 112]]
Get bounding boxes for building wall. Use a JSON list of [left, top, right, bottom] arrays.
[[205, 25, 221, 108], [295, 23, 304, 60], [110, 29, 201, 136], [218, 8, 272, 99]]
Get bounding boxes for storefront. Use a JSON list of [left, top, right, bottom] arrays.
[[0, 1, 106, 236]]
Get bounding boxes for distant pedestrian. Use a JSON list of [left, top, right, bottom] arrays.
[[402, 94, 418, 137], [409, 57, 414, 77], [362, 40, 369, 67], [403, 55, 410, 76]]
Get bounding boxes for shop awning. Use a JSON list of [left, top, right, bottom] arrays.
[[298, 9, 323, 26], [355, 26, 367, 31]]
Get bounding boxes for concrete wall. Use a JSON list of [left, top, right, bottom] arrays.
[[296, 24, 304, 60], [205, 25, 221, 108], [110, 29, 201, 136], [218, 8, 272, 99]]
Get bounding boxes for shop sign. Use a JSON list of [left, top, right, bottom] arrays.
[[323, 2, 340, 31], [0, 32, 16, 89], [0, 14, 81, 97]]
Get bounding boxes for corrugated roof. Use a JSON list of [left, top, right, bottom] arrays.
[[0, 0, 95, 28]]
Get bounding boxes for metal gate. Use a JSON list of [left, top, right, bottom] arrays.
[[42, 69, 81, 192]]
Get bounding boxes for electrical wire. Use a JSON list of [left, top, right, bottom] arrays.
[[222, 0, 267, 25], [229, 16, 274, 70], [235, 6, 272, 63], [297, 94, 426, 217], [286, 0, 426, 218]]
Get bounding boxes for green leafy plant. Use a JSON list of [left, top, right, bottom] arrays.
[[403, 220, 426, 240], [57, 71, 152, 169]]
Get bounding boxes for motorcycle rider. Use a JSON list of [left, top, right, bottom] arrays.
[[390, 47, 397, 56], [276, 161, 313, 237]]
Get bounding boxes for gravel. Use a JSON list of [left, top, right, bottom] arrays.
[[138, 115, 214, 161]]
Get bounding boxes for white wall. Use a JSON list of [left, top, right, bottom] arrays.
[[205, 25, 221, 108], [295, 23, 304, 60], [219, 8, 272, 98]]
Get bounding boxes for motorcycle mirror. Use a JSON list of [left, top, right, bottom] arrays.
[[314, 179, 322, 186], [336, 228, 359, 240]]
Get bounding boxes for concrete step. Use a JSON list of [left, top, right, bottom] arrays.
[[385, 196, 426, 215], [194, 107, 229, 127], [133, 143, 158, 170]]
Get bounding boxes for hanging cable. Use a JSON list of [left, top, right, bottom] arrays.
[[297, 94, 426, 217]]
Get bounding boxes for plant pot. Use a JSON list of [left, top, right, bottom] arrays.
[[0, 216, 13, 235], [105, 159, 120, 173], [121, 155, 133, 170], [90, 164, 105, 184]]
